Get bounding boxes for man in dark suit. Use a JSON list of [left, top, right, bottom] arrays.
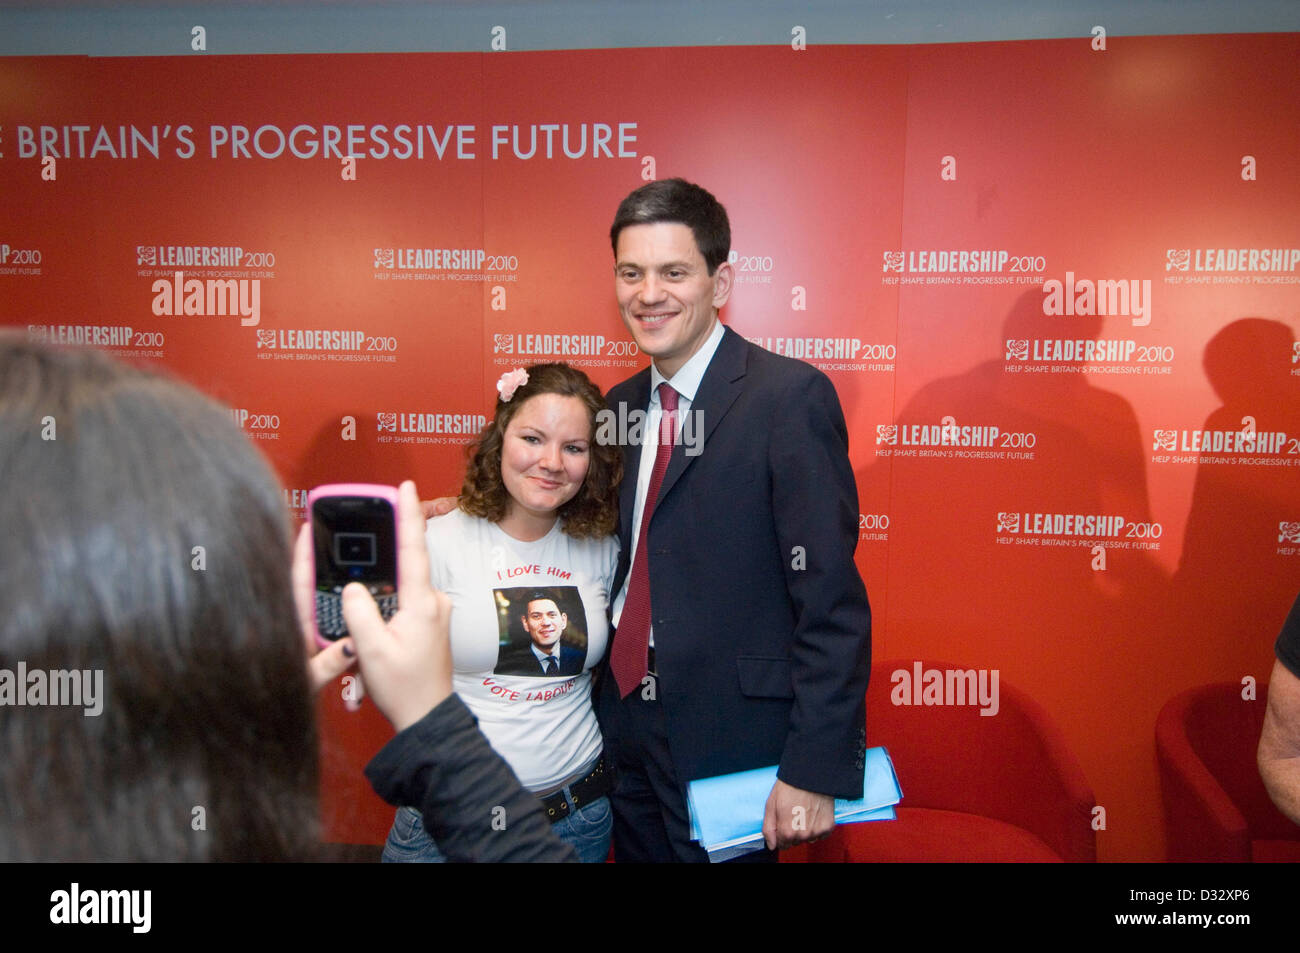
[[597, 178, 871, 862], [496, 593, 585, 677]]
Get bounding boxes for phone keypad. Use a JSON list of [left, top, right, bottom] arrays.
[[316, 586, 398, 639]]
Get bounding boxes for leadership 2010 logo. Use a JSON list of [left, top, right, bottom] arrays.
[[1163, 245, 1300, 287], [371, 244, 502, 281], [727, 249, 776, 285], [995, 510, 1158, 551], [1280, 521, 1300, 557], [875, 419, 1035, 461], [26, 323, 163, 358], [254, 327, 395, 364], [229, 407, 281, 442], [375, 410, 486, 446], [1004, 335, 1173, 376], [880, 247, 1046, 287], [859, 513, 889, 542], [1, 243, 43, 274], [489, 330, 638, 370], [1149, 424, 1293, 464]]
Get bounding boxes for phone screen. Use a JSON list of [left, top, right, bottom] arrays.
[[312, 494, 398, 640]]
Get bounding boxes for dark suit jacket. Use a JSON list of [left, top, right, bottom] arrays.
[[597, 327, 871, 798], [496, 642, 585, 677]]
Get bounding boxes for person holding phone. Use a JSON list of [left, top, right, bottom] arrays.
[[0, 334, 572, 862], [382, 362, 622, 863]]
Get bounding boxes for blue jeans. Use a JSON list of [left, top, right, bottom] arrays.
[[382, 795, 612, 863]]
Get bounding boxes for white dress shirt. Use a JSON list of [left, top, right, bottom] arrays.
[[611, 318, 727, 646]]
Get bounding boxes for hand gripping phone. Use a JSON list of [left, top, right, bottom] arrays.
[[308, 484, 400, 646]]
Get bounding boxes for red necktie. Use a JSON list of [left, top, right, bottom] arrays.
[[612, 383, 679, 697]]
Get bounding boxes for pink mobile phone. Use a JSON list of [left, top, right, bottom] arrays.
[[308, 483, 400, 647]]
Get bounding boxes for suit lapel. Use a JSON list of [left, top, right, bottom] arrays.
[[656, 327, 748, 504]]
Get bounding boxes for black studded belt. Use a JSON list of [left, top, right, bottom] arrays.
[[537, 756, 610, 824]]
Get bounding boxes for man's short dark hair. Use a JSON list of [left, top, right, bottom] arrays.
[[609, 178, 731, 274], [523, 590, 558, 609]]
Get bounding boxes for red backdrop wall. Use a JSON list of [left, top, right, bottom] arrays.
[[2, 34, 1297, 861]]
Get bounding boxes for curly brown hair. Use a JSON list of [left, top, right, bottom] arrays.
[[459, 363, 621, 538]]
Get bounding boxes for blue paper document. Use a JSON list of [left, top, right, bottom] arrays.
[[686, 747, 902, 862]]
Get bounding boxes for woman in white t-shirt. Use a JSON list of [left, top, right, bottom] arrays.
[[383, 363, 622, 863]]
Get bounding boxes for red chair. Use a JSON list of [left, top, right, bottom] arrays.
[[783, 659, 1096, 862], [1156, 680, 1300, 862]]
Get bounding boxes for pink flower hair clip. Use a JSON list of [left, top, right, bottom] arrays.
[[496, 368, 529, 402]]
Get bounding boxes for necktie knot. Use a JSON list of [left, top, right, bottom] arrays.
[[657, 382, 679, 415]]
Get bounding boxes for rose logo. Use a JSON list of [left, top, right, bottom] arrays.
[[997, 512, 1020, 533], [1165, 249, 1190, 272], [875, 425, 897, 445], [376, 412, 397, 432], [374, 248, 395, 269], [1006, 339, 1029, 361], [137, 245, 157, 266], [493, 334, 514, 354], [882, 252, 904, 273], [1279, 522, 1300, 544], [256, 330, 276, 348], [1153, 430, 1178, 452]]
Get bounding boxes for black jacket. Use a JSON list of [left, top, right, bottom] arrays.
[[365, 695, 576, 862]]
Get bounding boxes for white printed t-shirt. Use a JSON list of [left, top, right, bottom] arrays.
[[426, 508, 618, 791]]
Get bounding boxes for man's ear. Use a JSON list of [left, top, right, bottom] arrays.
[[712, 260, 735, 310]]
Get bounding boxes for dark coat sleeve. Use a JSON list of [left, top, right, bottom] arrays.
[[767, 367, 871, 796], [364, 695, 577, 863]]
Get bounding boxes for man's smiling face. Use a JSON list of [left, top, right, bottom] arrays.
[[523, 598, 566, 651], [614, 222, 732, 379]]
